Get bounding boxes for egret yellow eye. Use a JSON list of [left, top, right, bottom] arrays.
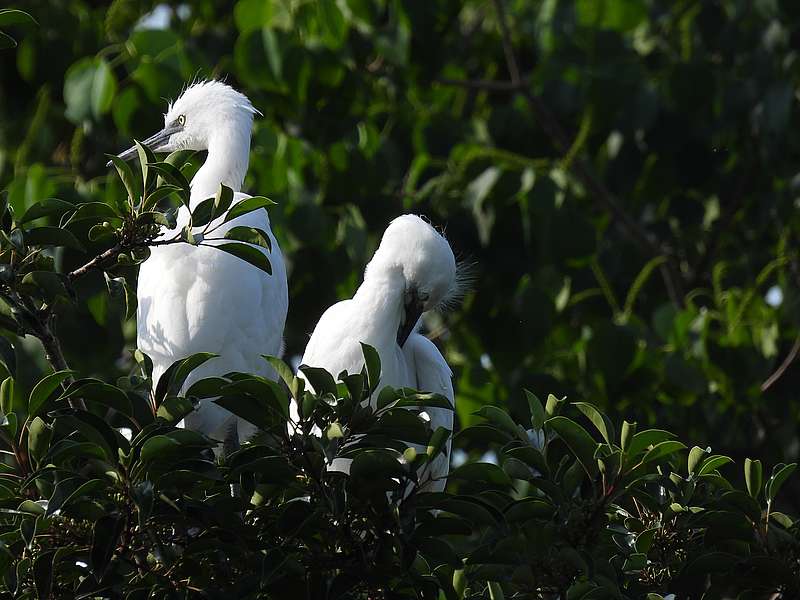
[[177, 115, 186, 126]]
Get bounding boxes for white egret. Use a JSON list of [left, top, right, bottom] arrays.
[[112, 80, 288, 450], [298, 215, 463, 492]]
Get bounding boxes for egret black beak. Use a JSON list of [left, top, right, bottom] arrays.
[[397, 288, 424, 347], [106, 123, 183, 167]]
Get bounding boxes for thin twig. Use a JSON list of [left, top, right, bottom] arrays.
[[67, 238, 177, 281], [67, 243, 123, 281], [761, 334, 800, 392]]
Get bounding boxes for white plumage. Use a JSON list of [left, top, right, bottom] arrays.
[[113, 81, 288, 447], [298, 215, 459, 492]]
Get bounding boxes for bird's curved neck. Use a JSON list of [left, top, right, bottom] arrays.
[[353, 269, 406, 347], [189, 129, 251, 207]]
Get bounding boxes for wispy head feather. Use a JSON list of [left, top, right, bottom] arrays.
[[438, 257, 476, 312]]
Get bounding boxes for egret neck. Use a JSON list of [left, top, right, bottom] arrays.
[[189, 128, 251, 206], [353, 268, 407, 351]]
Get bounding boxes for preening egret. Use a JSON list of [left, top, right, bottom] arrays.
[[299, 215, 463, 492], [112, 80, 288, 450]]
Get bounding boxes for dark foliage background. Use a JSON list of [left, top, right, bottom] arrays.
[[3, 0, 798, 499], [0, 1, 799, 596]]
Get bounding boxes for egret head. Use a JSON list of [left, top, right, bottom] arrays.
[[366, 215, 462, 346], [109, 80, 260, 165]]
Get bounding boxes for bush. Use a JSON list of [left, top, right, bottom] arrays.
[[0, 161, 796, 598], [0, 351, 798, 598]]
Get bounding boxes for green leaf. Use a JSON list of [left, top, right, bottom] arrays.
[[620, 420, 636, 452], [449, 462, 513, 486], [27, 417, 52, 468], [766, 463, 796, 502], [215, 242, 272, 275], [58, 380, 132, 417], [156, 396, 196, 424], [503, 498, 555, 522], [0, 338, 16, 378], [0, 9, 36, 27], [263, 355, 302, 398], [19, 198, 74, 224], [223, 226, 273, 250], [154, 352, 217, 405], [104, 274, 137, 321], [223, 196, 276, 223], [546, 416, 598, 477], [135, 140, 157, 193], [50, 479, 105, 516], [417, 537, 461, 568], [627, 429, 676, 458], [744, 458, 763, 500], [360, 342, 381, 393], [573, 402, 614, 445], [215, 377, 289, 429], [350, 449, 406, 480], [698, 455, 733, 476], [688, 446, 709, 475], [623, 255, 667, 317], [545, 393, 563, 416], [139, 435, 181, 462], [20, 271, 71, 303], [29, 370, 76, 418], [91, 58, 116, 118], [641, 441, 686, 465], [209, 183, 235, 224], [90, 514, 123, 576], [437, 497, 499, 526], [184, 376, 228, 399], [427, 426, 450, 459], [32, 550, 54, 600], [64, 201, 120, 225], [0, 31, 15, 50], [525, 390, 545, 429], [23, 226, 84, 251], [142, 185, 180, 212], [298, 365, 338, 396], [770, 512, 795, 529], [108, 154, 140, 204], [148, 162, 191, 200], [474, 405, 520, 438]]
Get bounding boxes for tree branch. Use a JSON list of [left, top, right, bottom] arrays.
[[67, 243, 124, 282], [67, 237, 178, 282], [761, 334, 800, 392]]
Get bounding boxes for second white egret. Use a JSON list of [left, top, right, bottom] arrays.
[[299, 215, 463, 492]]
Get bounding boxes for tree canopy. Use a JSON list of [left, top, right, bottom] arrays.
[[0, 0, 799, 598]]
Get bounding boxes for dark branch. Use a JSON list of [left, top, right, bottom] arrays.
[[67, 238, 177, 282], [761, 334, 800, 392], [67, 243, 123, 282]]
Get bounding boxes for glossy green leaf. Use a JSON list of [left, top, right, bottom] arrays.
[[744, 458, 763, 500], [546, 416, 598, 477], [215, 242, 272, 275], [766, 462, 797, 502], [29, 370, 76, 418], [223, 196, 276, 223], [23, 226, 84, 251]]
